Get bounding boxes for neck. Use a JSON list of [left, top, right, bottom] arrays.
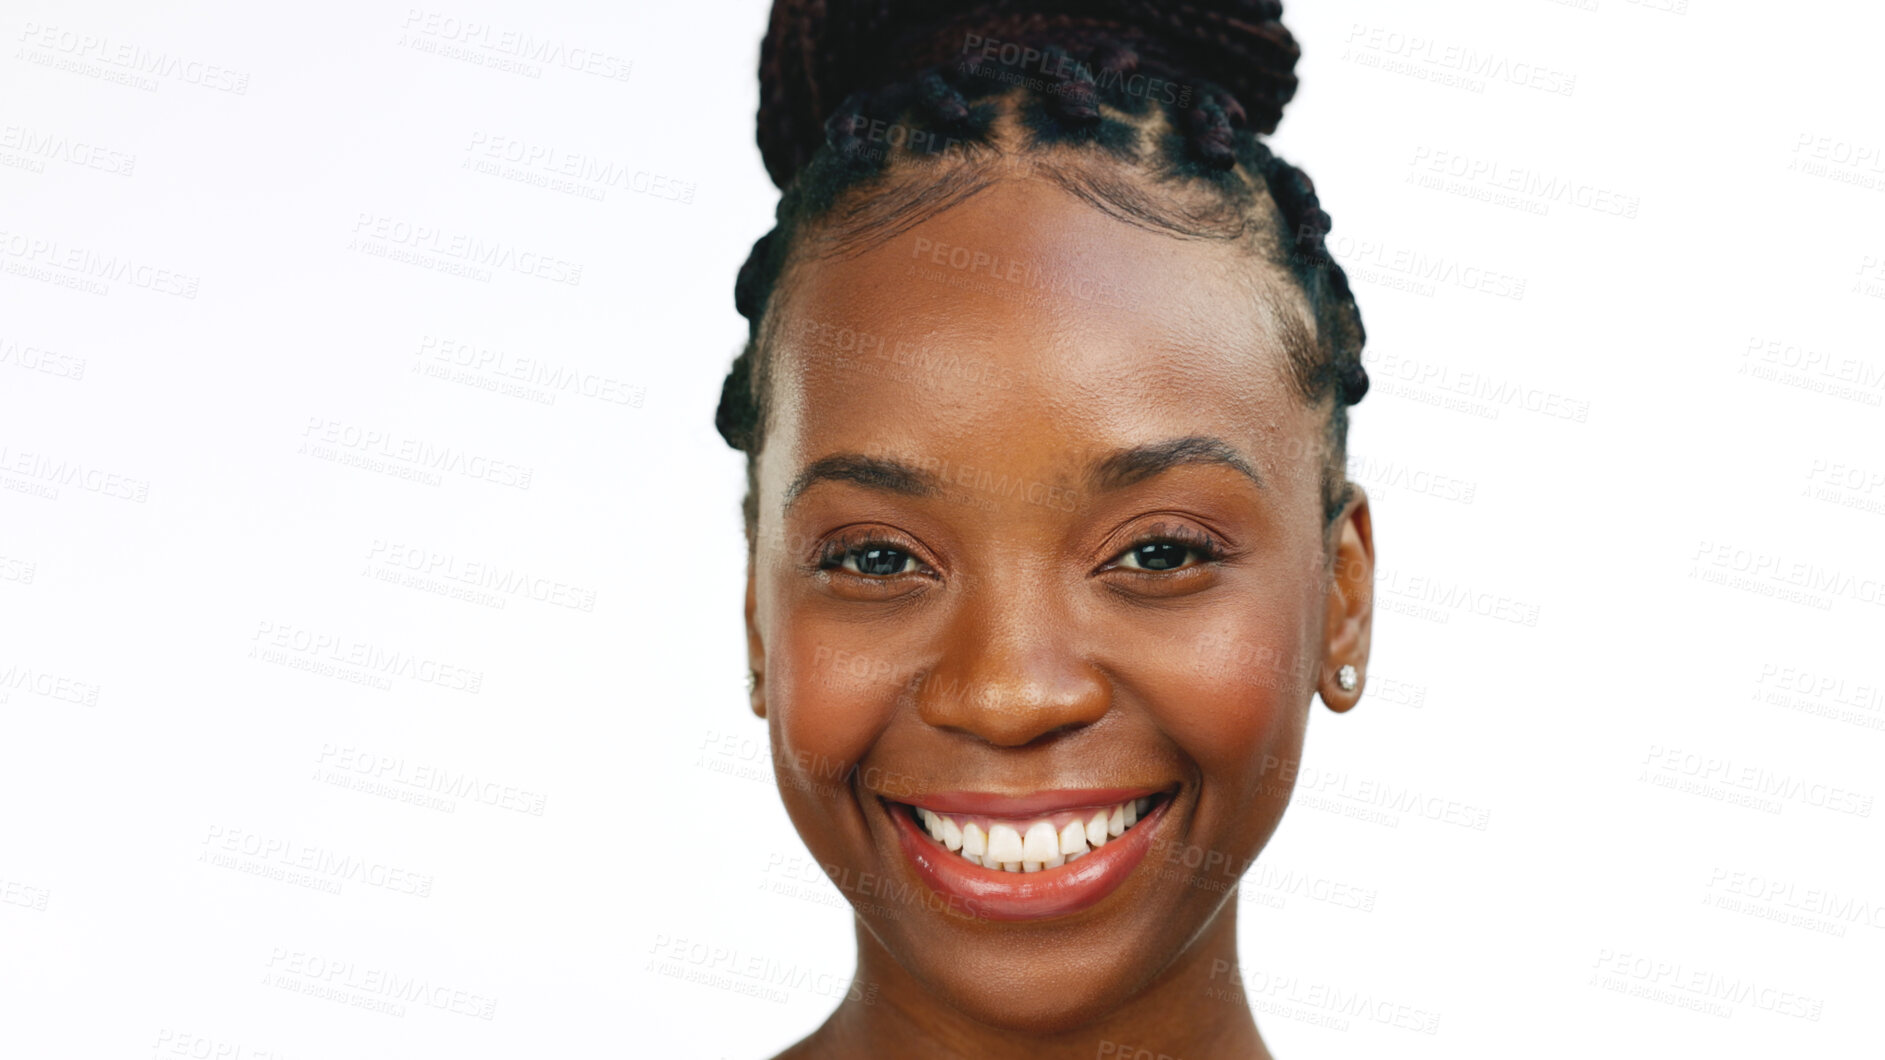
[[786, 899, 1271, 1060]]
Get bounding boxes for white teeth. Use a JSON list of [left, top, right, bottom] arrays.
[[961, 821, 987, 857], [913, 795, 1165, 871], [1022, 821, 1059, 862], [986, 824, 1025, 864]]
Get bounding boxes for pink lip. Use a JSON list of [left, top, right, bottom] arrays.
[[885, 790, 1176, 922], [905, 787, 1166, 817]]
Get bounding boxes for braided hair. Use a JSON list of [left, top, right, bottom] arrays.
[[717, 0, 1368, 539]]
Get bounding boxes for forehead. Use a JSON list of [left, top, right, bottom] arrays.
[[762, 178, 1318, 489]]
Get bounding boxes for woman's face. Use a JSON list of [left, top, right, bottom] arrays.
[[745, 176, 1372, 1030]]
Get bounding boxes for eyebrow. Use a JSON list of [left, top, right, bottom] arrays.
[[783, 454, 946, 511], [782, 435, 1261, 512], [1087, 435, 1263, 494]]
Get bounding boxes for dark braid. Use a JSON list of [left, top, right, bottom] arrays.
[[721, 0, 1369, 535]]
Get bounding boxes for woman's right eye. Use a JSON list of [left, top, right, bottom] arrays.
[[828, 544, 918, 577]]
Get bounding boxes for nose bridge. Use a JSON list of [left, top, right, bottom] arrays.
[[916, 566, 1110, 746]]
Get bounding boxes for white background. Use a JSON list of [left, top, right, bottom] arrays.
[[2, 0, 1882, 1057]]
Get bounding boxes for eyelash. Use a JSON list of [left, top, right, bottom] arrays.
[[811, 525, 1229, 579], [1106, 524, 1227, 574], [813, 531, 929, 578]]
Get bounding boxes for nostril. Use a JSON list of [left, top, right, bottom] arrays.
[[1021, 720, 1094, 749], [926, 716, 1096, 750]]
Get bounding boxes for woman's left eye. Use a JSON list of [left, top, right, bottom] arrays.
[[1112, 540, 1209, 572], [836, 545, 918, 577]]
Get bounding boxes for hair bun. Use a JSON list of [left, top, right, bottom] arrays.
[[758, 0, 1302, 189], [1338, 360, 1369, 405]]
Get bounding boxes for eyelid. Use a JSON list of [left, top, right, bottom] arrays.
[[1099, 521, 1231, 573], [811, 527, 937, 578]]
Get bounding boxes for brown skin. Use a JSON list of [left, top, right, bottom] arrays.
[[742, 177, 1374, 1059]]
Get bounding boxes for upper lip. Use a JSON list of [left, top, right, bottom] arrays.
[[888, 786, 1173, 817]]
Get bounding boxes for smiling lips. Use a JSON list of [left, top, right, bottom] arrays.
[[885, 788, 1176, 921]]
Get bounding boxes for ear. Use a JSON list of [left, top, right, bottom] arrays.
[[744, 557, 766, 719], [1318, 487, 1374, 713]]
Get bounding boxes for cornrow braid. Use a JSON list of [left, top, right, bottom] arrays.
[[720, 0, 1369, 534]]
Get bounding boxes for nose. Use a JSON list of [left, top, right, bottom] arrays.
[[915, 582, 1111, 747]]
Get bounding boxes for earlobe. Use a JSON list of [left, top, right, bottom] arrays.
[[1319, 489, 1374, 714], [1319, 662, 1363, 713]]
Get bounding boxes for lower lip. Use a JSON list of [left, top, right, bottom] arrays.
[[886, 795, 1173, 922]]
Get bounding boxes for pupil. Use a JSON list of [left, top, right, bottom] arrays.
[[857, 548, 906, 576], [1137, 543, 1186, 571]]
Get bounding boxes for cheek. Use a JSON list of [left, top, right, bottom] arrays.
[[767, 620, 906, 793], [1130, 578, 1322, 796]]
